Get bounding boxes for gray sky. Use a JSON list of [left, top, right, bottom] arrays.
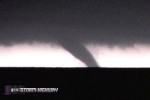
[[0, 0, 150, 45]]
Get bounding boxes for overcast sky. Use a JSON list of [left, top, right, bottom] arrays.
[[0, 0, 150, 67]]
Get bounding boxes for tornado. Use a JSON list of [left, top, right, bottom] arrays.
[[53, 34, 99, 67]]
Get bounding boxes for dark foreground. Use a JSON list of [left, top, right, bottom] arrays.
[[0, 67, 150, 99]]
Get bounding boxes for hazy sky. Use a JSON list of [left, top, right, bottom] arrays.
[[0, 0, 150, 67], [0, 43, 150, 68]]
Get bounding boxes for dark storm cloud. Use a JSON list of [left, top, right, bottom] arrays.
[[0, 0, 150, 45]]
